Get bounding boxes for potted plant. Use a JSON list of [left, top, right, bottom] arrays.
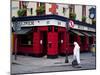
[[36, 5, 45, 15], [92, 19, 96, 25], [82, 16, 86, 22], [17, 8, 27, 17], [69, 12, 76, 20]]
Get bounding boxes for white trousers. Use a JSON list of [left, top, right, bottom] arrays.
[[73, 48, 80, 64]]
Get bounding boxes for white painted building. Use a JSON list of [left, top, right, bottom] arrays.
[[12, 0, 19, 17], [12, 1, 96, 58], [12, 0, 95, 24]]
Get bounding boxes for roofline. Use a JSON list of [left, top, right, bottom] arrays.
[[12, 14, 96, 29]]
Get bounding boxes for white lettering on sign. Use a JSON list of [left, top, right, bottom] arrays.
[[84, 26, 88, 30], [88, 27, 95, 32], [15, 19, 95, 32], [21, 19, 66, 27], [73, 24, 95, 32]]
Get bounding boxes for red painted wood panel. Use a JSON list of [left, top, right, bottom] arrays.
[[47, 32, 58, 55], [33, 32, 41, 54], [84, 36, 89, 51], [18, 46, 33, 54], [38, 26, 48, 31]]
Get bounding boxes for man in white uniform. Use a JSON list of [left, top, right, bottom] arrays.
[[73, 42, 80, 65]]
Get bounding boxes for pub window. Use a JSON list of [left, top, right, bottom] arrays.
[[54, 26, 58, 32], [48, 26, 52, 32], [20, 34, 33, 45]]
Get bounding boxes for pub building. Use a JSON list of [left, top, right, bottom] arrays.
[[12, 14, 96, 58]]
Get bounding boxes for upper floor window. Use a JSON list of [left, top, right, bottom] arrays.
[[82, 5, 86, 22], [18, 1, 29, 16], [69, 5, 75, 13], [63, 7, 66, 15], [39, 2, 45, 7], [82, 5, 86, 16], [36, 2, 45, 15], [30, 8, 33, 15], [69, 5, 76, 20]]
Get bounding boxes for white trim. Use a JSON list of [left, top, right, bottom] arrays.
[[20, 19, 66, 27], [73, 24, 95, 32], [13, 19, 95, 32]]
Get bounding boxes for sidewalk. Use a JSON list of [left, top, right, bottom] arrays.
[[11, 52, 96, 74]]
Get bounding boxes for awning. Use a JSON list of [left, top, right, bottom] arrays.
[[16, 28, 32, 35], [71, 30, 84, 36], [81, 32, 92, 37], [90, 33, 96, 36]]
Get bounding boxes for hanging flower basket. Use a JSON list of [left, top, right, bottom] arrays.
[[36, 5, 45, 15], [82, 16, 86, 22], [17, 8, 27, 17], [92, 19, 96, 24], [69, 12, 76, 20]]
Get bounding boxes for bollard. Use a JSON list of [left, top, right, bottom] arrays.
[[65, 54, 69, 63]]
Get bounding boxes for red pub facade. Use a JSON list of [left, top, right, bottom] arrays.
[[12, 15, 96, 58]]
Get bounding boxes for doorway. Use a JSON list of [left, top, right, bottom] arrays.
[[58, 32, 64, 55], [41, 31, 47, 56]]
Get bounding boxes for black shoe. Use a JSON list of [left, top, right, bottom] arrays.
[[73, 65, 82, 68]]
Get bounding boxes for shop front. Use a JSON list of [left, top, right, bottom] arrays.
[[12, 14, 96, 58], [68, 29, 95, 53]]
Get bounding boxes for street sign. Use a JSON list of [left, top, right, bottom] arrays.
[[69, 20, 74, 28]]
